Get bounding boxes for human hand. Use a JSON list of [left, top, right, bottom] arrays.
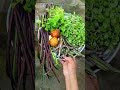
[[60, 57, 77, 78], [61, 57, 79, 90]]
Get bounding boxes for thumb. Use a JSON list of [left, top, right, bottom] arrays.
[[60, 59, 66, 65], [60, 60, 68, 67], [60, 60, 65, 65]]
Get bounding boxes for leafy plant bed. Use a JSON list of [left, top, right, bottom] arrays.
[[86, 0, 120, 75]]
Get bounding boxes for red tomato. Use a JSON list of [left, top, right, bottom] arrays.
[[50, 29, 60, 38]]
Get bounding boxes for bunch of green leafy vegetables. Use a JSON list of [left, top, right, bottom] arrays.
[[86, 0, 120, 49], [42, 6, 65, 32], [61, 13, 85, 47], [40, 6, 85, 47], [11, 0, 36, 12]]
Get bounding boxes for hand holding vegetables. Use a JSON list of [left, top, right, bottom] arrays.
[[61, 57, 79, 90], [61, 57, 77, 77], [36, 5, 85, 82]]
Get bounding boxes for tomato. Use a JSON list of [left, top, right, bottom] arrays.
[[50, 29, 60, 38], [50, 37, 59, 47]]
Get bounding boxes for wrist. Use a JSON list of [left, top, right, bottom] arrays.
[[69, 71, 77, 78], [70, 74, 77, 79], [64, 75, 70, 80], [64, 71, 77, 78]]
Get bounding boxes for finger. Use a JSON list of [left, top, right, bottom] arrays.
[[72, 57, 77, 63], [74, 59, 77, 64], [60, 59, 67, 65], [62, 61, 68, 68], [64, 57, 73, 61], [65, 57, 76, 64], [60, 60, 64, 65]]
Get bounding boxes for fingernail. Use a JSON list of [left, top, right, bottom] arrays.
[[61, 59, 65, 62]]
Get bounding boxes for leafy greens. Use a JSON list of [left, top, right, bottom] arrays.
[[38, 6, 85, 47]]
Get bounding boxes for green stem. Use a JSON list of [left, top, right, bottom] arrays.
[[42, 65, 45, 81]]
